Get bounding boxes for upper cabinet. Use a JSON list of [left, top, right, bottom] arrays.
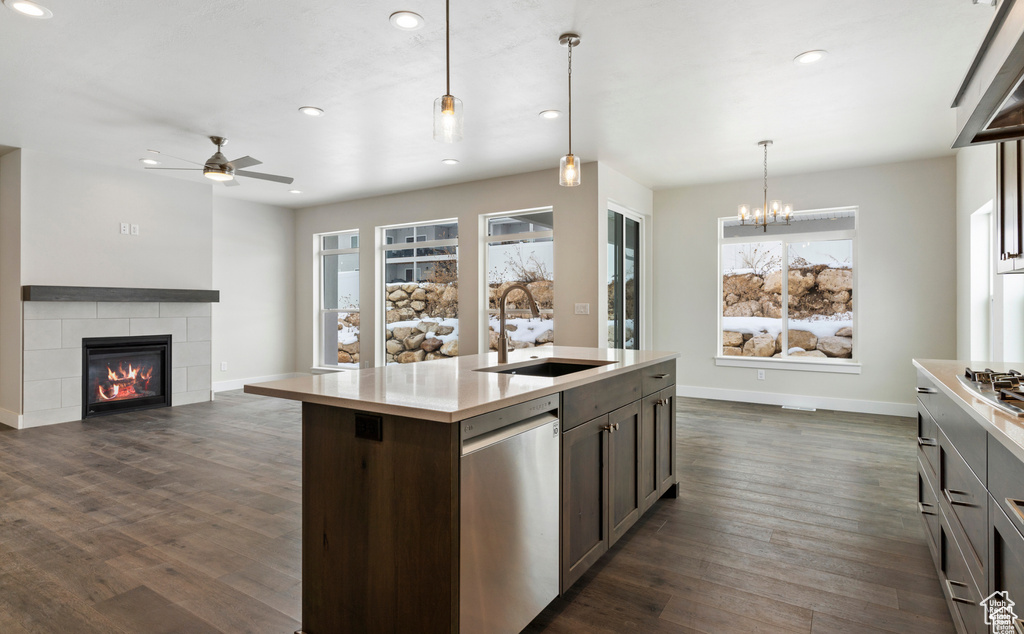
[[954, 0, 1024, 148], [997, 140, 1024, 273]]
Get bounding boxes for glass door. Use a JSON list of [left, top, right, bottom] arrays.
[[608, 210, 641, 349]]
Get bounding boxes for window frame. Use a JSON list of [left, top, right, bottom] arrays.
[[480, 207, 555, 353], [715, 206, 861, 374], [315, 229, 360, 372]]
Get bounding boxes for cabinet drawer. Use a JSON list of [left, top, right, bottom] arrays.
[[924, 375, 987, 485], [939, 426, 988, 587], [918, 458, 940, 564], [563, 370, 641, 431], [988, 434, 1024, 541], [940, 509, 987, 634], [641, 361, 675, 397], [989, 497, 1024, 630], [917, 403, 939, 481]]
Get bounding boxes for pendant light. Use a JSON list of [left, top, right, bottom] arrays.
[[558, 33, 581, 187], [737, 140, 792, 232], [433, 0, 463, 143]]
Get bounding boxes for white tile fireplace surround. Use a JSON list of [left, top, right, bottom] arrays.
[[22, 301, 212, 427]]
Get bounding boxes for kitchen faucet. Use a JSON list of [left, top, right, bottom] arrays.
[[497, 283, 540, 364]]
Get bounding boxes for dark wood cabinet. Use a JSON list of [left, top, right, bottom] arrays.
[[641, 387, 678, 513], [608, 401, 641, 545], [561, 413, 611, 592], [997, 139, 1024, 274]]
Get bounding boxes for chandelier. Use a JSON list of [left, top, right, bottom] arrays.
[[737, 140, 792, 232]]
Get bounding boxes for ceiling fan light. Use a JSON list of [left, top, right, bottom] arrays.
[[204, 168, 234, 182], [390, 11, 424, 30], [4, 0, 52, 18], [433, 94, 463, 143], [559, 154, 580, 187]]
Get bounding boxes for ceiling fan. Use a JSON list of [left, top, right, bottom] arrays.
[[144, 136, 294, 187]]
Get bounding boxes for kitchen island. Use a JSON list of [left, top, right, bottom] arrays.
[[245, 346, 680, 634]]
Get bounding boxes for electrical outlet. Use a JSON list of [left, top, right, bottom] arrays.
[[574, 303, 590, 315], [120, 222, 129, 235], [220, 361, 228, 372], [130, 224, 139, 236], [757, 369, 766, 380]]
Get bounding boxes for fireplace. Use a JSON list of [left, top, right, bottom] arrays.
[[82, 335, 172, 419]]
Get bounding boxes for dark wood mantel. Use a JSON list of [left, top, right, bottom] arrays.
[[22, 286, 219, 303]]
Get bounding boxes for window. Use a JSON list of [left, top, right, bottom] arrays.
[[483, 209, 554, 352], [718, 207, 857, 369], [608, 209, 641, 349], [318, 230, 360, 369], [382, 221, 459, 365]]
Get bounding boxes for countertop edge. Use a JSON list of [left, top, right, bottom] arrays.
[[913, 359, 1024, 463]]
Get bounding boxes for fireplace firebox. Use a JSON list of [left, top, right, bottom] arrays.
[[82, 335, 172, 419]]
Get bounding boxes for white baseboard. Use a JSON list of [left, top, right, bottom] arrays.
[[675, 385, 916, 418], [213, 372, 307, 393], [0, 407, 23, 430]]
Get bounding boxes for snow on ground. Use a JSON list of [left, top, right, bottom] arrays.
[[487, 316, 554, 344], [722, 315, 851, 340]]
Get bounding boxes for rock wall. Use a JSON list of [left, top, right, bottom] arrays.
[[722, 327, 853, 359], [723, 265, 852, 320], [383, 282, 459, 364]]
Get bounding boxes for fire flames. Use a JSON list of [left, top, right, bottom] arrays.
[[97, 363, 154, 401]]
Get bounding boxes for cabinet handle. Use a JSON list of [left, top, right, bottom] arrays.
[[943, 488, 974, 507], [602, 424, 615, 434], [917, 437, 937, 447], [1015, 618, 1024, 634], [917, 387, 938, 394], [1005, 498, 1024, 525], [651, 373, 669, 379], [918, 502, 937, 516], [656, 398, 670, 406], [945, 579, 974, 605]]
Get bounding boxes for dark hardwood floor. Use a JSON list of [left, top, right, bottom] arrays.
[[0, 392, 951, 633]]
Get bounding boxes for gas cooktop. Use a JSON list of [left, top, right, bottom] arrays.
[[956, 368, 1024, 417]]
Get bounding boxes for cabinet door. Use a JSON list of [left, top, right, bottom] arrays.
[[608, 401, 641, 546], [997, 139, 1022, 274], [989, 497, 1024, 626], [640, 393, 660, 513], [655, 387, 677, 496], [562, 414, 610, 592]]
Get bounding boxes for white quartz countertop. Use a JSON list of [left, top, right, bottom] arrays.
[[244, 346, 679, 423], [914, 359, 1024, 462]]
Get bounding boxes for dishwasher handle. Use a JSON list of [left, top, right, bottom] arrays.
[[461, 412, 559, 457]]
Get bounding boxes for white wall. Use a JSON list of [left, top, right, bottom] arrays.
[[654, 156, 957, 414], [0, 150, 22, 425], [294, 163, 605, 370], [956, 144, 995, 361], [19, 151, 213, 289], [212, 197, 298, 389]]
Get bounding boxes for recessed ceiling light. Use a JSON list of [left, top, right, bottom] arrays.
[[298, 106, 324, 117], [441, 158, 460, 165], [146, 149, 161, 154], [539, 110, 561, 119], [289, 189, 302, 194], [3, 0, 53, 18], [390, 11, 424, 30], [794, 50, 827, 65], [139, 158, 161, 166]]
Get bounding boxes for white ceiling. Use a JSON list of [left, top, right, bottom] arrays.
[[0, 0, 995, 208]]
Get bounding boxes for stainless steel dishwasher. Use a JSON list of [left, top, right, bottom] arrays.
[[460, 394, 560, 634]]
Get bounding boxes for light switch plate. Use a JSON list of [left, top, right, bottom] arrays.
[[220, 362, 228, 372], [130, 224, 139, 236], [574, 303, 590, 315], [757, 369, 766, 380]]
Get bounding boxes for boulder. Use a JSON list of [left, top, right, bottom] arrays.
[[511, 340, 531, 350], [420, 337, 443, 353], [722, 273, 763, 298], [338, 342, 359, 354], [397, 307, 417, 320], [724, 300, 758, 317], [835, 327, 853, 338], [410, 300, 426, 312], [417, 321, 439, 333], [385, 310, 401, 323], [425, 352, 445, 361], [386, 340, 404, 355], [722, 346, 743, 356], [764, 270, 816, 296], [392, 326, 416, 340], [535, 329, 555, 344], [404, 333, 426, 350], [817, 336, 853, 358], [337, 351, 352, 364], [723, 331, 744, 347], [504, 324, 518, 332], [436, 325, 455, 336], [411, 288, 428, 301], [790, 350, 827, 358], [396, 349, 426, 363], [743, 333, 754, 342], [761, 301, 782, 319], [817, 269, 852, 292], [440, 340, 459, 357], [725, 293, 739, 306], [778, 329, 817, 352], [396, 299, 410, 308], [402, 283, 419, 294], [345, 312, 360, 327], [489, 330, 501, 350], [743, 334, 776, 357], [388, 289, 409, 302]]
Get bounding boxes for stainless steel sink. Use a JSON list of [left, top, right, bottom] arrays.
[[475, 358, 615, 377]]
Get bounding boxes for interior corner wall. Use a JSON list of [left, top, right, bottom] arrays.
[[19, 150, 214, 289], [955, 144, 996, 361], [597, 163, 655, 349], [293, 163, 600, 371], [653, 156, 957, 413], [212, 197, 296, 389], [0, 150, 23, 425]]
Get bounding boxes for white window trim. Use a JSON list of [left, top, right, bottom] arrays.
[[314, 230, 360, 373], [716, 206, 858, 371], [603, 202, 649, 350]]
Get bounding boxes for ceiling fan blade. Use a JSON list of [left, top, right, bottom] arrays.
[[235, 170, 294, 184], [154, 153, 206, 167], [223, 179, 241, 187], [144, 167, 201, 171], [228, 156, 262, 169]]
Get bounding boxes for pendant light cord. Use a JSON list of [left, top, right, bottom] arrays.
[[445, 0, 450, 95], [567, 41, 573, 154]]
